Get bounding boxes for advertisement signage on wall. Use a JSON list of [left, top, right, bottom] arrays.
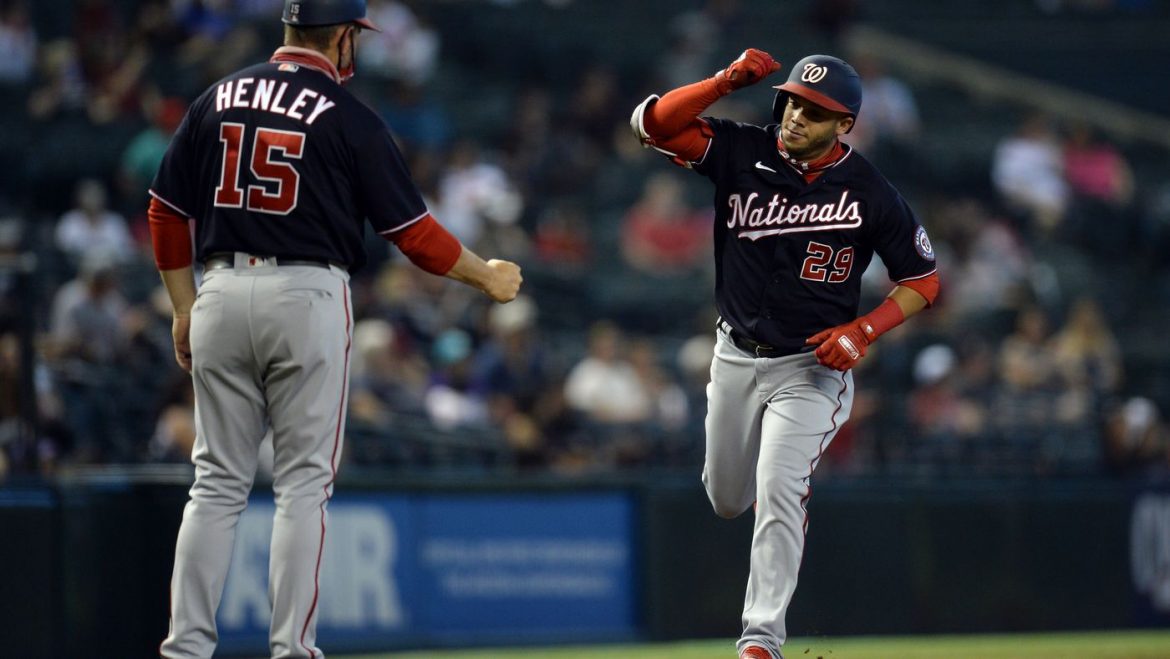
[[215, 491, 636, 654]]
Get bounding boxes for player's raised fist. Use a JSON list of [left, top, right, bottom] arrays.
[[718, 49, 782, 92], [484, 259, 522, 303]]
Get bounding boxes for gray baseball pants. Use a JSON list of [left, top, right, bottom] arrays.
[[161, 255, 352, 659], [702, 323, 853, 659]]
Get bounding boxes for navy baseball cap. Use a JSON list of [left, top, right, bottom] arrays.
[[282, 0, 381, 32], [772, 54, 862, 122]]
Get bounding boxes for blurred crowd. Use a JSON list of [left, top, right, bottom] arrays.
[[1, 0, 1169, 483]]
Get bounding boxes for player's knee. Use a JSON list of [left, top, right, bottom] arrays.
[[707, 490, 752, 519]]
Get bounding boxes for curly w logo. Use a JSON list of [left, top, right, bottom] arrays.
[[801, 64, 828, 83]]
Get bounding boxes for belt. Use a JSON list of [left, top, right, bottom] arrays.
[[202, 253, 343, 271], [719, 318, 785, 358]]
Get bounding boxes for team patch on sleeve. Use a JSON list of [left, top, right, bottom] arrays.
[[914, 225, 935, 261]]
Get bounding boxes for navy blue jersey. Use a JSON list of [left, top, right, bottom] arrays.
[[150, 54, 426, 272], [693, 117, 936, 353]]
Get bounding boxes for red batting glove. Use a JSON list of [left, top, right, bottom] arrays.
[[806, 318, 876, 371], [806, 299, 906, 371], [715, 49, 782, 94]]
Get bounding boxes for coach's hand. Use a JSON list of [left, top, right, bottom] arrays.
[[172, 312, 193, 373], [716, 49, 782, 94], [805, 317, 877, 372], [484, 259, 522, 303]]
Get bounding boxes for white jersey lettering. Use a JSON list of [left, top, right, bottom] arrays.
[[212, 78, 334, 126], [728, 190, 863, 241], [252, 78, 276, 111]]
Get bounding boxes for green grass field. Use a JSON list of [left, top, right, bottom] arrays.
[[354, 630, 1170, 659]]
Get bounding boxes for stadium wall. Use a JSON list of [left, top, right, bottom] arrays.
[[0, 472, 1166, 657]]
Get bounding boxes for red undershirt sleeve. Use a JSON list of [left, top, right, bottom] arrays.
[[384, 214, 461, 275], [899, 271, 940, 307], [147, 197, 193, 270], [643, 78, 725, 139], [637, 77, 727, 163]]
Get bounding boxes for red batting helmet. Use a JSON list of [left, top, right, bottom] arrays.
[[772, 54, 862, 126], [282, 0, 381, 32]]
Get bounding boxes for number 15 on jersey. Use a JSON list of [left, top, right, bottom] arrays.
[[214, 122, 305, 216]]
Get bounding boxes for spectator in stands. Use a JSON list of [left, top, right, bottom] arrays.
[[26, 40, 88, 121], [806, 0, 860, 46], [653, 10, 719, 91], [991, 113, 1070, 234], [147, 373, 195, 463], [0, 0, 36, 85], [991, 303, 1064, 471], [425, 328, 490, 430], [844, 53, 920, 164], [119, 96, 187, 209], [906, 343, 989, 467], [565, 65, 624, 154], [938, 198, 1032, 321], [673, 331, 715, 457], [55, 178, 136, 265], [1063, 123, 1134, 207], [1050, 296, 1123, 396], [0, 329, 71, 475], [564, 321, 650, 424], [1102, 396, 1169, 477], [69, 0, 156, 124], [0, 331, 23, 466], [619, 171, 711, 276], [472, 294, 545, 402], [379, 80, 453, 151], [628, 338, 688, 432], [1062, 122, 1136, 254], [358, 0, 440, 84], [348, 317, 430, 427], [174, 0, 260, 86], [471, 295, 553, 468], [435, 140, 525, 252], [46, 251, 130, 462], [0, 218, 25, 332], [996, 304, 1059, 395], [532, 201, 592, 271]]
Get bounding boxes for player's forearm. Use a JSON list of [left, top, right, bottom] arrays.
[[444, 245, 490, 288], [159, 266, 197, 316], [887, 285, 929, 320]]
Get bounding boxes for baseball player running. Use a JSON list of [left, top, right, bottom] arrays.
[[631, 50, 939, 658], [148, 1, 521, 657]]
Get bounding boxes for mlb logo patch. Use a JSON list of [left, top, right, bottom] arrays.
[[279, 63, 299, 73]]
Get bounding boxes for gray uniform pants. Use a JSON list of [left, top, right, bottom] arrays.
[[161, 255, 352, 659], [702, 323, 853, 659]]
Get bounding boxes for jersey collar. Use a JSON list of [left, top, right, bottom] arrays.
[[775, 136, 851, 180], [270, 46, 341, 85]]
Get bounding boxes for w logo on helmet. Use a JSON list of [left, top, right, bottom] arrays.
[[801, 63, 828, 83]]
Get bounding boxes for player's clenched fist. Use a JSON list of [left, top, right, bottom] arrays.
[[805, 317, 877, 371], [717, 49, 782, 93], [484, 259, 522, 303]]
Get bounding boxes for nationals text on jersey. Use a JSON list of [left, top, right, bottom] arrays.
[[729, 189, 863, 240], [214, 77, 336, 124]]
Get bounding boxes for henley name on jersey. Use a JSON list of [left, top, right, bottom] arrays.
[[214, 76, 336, 124], [729, 189, 863, 241]]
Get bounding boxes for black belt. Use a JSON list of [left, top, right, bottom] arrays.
[[203, 253, 343, 271], [719, 318, 785, 358]]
